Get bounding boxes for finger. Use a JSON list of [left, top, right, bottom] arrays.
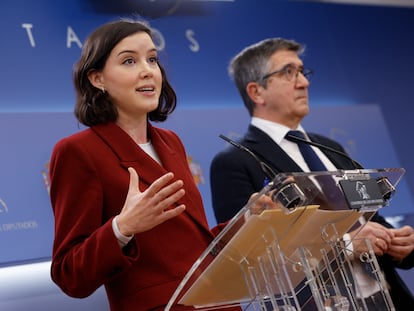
[[386, 243, 412, 260], [155, 188, 186, 213], [374, 238, 386, 255], [128, 167, 140, 193], [370, 224, 393, 242], [374, 233, 391, 245], [392, 235, 414, 247], [381, 229, 394, 243], [161, 204, 186, 220], [393, 225, 414, 237], [146, 172, 175, 196], [248, 192, 260, 202], [157, 179, 184, 196], [149, 178, 184, 206]]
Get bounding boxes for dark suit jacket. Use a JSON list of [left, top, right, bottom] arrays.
[[210, 124, 414, 310], [50, 122, 233, 311]]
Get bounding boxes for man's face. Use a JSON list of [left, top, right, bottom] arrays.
[[254, 50, 311, 128]]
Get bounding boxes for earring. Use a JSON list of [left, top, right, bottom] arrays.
[[101, 87, 106, 94]]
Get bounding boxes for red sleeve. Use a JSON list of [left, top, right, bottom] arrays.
[[49, 137, 138, 298]]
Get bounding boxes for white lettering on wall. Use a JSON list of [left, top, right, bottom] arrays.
[[67, 26, 82, 48], [151, 27, 166, 51], [20, 23, 201, 53], [186, 29, 199, 52], [22, 23, 35, 47], [1, 220, 39, 231]]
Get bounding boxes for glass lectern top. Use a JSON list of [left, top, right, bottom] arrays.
[[166, 168, 405, 310]]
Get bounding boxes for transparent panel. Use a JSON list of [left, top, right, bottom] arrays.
[[166, 168, 404, 311]]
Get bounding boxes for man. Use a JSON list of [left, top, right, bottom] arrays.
[[210, 37, 414, 310]]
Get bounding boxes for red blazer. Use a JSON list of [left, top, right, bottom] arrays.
[[49, 122, 225, 310]]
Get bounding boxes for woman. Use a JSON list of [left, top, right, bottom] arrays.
[[49, 19, 237, 311]]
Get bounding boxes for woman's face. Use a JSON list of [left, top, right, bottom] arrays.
[[89, 31, 162, 122]]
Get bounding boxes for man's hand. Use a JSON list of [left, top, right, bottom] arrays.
[[349, 221, 394, 256], [387, 225, 414, 262]]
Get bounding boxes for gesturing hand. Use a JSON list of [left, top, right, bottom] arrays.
[[116, 167, 186, 236]]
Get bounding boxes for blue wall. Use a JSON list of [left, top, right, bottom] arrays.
[[2, 0, 414, 188], [1, 0, 414, 309]]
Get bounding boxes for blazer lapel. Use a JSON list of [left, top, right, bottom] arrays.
[[91, 123, 167, 187], [92, 123, 211, 233], [244, 125, 303, 174], [147, 126, 213, 233]]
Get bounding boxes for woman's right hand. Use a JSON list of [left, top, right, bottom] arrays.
[[116, 167, 186, 236]]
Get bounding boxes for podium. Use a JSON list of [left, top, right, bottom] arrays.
[[166, 168, 405, 311]]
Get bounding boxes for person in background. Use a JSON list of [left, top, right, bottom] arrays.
[[209, 37, 414, 310], [49, 19, 240, 311]]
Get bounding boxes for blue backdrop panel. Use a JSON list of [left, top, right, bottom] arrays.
[[0, 113, 81, 265]]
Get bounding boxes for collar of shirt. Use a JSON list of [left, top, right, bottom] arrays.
[[251, 117, 305, 144], [250, 117, 336, 171]]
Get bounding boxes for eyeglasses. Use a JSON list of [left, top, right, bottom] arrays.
[[261, 65, 313, 82]]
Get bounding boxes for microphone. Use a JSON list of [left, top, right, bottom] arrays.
[[219, 134, 307, 211], [219, 134, 276, 180], [285, 132, 395, 202]]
